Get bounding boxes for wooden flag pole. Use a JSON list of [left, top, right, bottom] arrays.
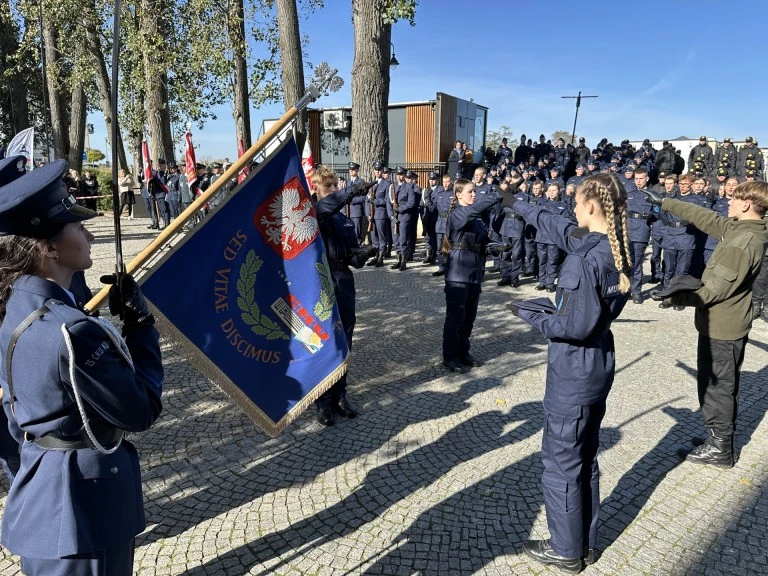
[[85, 66, 342, 313]]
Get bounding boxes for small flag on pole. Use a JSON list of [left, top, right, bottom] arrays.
[[139, 136, 348, 437], [185, 132, 197, 187], [301, 138, 314, 182], [141, 140, 152, 184], [7, 128, 34, 170]]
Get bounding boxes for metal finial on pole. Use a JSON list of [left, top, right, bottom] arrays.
[[561, 91, 598, 145]]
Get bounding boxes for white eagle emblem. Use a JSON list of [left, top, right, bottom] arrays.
[[260, 185, 318, 251]]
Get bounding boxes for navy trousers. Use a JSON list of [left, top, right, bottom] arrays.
[[630, 241, 648, 296], [443, 282, 481, 362], [317, 272, 355, 408], [662, 249, 693, 289], [650, 235, 663, 280], [537, 243, 562, 287], [499, 237, 524, 281], [542, 397, 606, 559], [21, 540, 134, 576]]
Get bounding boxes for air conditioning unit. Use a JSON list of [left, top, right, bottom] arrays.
[[323, 110, 350, 131]]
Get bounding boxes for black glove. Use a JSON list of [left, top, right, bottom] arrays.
[[486, 241, 511, 255], [100, 273, 155, 328], [348, 246, 377, 269], [642, 189, 664, 207], [350, 180, 374, 197]]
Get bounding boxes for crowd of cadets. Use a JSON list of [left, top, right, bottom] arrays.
[[341, 134, 767, 316]]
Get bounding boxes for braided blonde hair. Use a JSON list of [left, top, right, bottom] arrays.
[[577, 173, 632, 294], [441, 178, 471, 255]]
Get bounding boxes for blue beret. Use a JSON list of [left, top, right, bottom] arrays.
[[0, 159, 98, 239], [0, 155, 27, 186]]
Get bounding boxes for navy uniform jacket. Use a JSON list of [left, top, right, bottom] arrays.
[[499, 190, 531, 238], [534, 199, 568, 245], [314, 190, 364, 341], [626, 189, 654, 243], [434, 185, 452, 234], [345, 176, 366, 219], [411, 184, 422, 216], [661, 193, 701, 250], [705, 196, 731, 251], [445, 194, 500, 285], [396, 182, 416, 215], [513, 202, 628, 404], [372, 179, 390, 219], [566, 175, 585, 189], [0, 275, 163, 558]]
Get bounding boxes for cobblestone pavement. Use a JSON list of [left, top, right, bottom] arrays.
[[1, 214, 767, 576]]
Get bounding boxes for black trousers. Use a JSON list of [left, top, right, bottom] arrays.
[[752, 254, 768, 305], [697, 334, 747, 435], [317, 271, 355, 409], [443, 281, 481, 362]]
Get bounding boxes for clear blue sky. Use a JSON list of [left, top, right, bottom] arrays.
[[90, 0, 768, 163]]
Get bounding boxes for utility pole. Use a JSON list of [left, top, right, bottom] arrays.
[[561, 91, 598, 145]]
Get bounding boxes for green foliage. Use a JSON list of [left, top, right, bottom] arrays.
[[486, 125, 516, 152], [551, 130, 579, 144], [94, 167, 114, 212], [383, 0, 418, 25], [86, 148, 106, 163]]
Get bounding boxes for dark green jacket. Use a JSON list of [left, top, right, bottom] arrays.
[[662, 198, 768, 340]]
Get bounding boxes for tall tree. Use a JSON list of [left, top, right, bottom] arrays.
[[0, 1, 30, 138], [140, 0, 175, 163], [276, 0, 306, 147], [229, 0, 251, 150], [350, 0, 416, 177], [68, 84, 87, 170], [41, 15, 68, 160]]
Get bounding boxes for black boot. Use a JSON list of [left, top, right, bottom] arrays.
[[523, 540, 582, 574], [335, 395, 359, 418], [366, 251, 380, 266], [375, 251, 385, 267], [680, 428, 733, 468], [316, 404, 335, 426], [422, 248, 433, 264], [753, 301, 763, 320], [390, 254, 402, 269], [399, 255, 407, 271], [384, 246, 392, 259]]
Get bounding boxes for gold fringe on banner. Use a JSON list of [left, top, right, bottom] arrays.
[[151, 313, 348, 438]]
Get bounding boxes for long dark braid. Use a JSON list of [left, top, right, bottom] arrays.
[[577, 173, 632, 294]]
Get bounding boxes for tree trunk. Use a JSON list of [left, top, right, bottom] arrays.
[[351, 0, 390, 179], [0, 2, 30, 135], [140, 0, 174, 163], [41, 17, 68, 160], [276, 0, 306, 148], [229, 0, 251, 150], [68, 84, 86, 172], [84, 15, 128, 171]]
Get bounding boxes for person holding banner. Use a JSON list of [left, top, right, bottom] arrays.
[[0, 160, 164, 575], [310, 165, 374, 426]]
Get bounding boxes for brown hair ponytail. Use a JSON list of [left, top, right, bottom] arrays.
[[0, 236, 47, 321], [577, 173, 632, 294]]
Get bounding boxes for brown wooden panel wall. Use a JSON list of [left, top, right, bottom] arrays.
[[437, 93, 457, 164], [405, 104, 435, 188], [308, 110, 321, 164]]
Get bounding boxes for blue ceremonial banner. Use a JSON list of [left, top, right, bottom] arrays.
[[140, 137, 349, 436]]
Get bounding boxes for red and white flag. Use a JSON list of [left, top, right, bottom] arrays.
[[237, 137, 249, 184], [185, 132, 198, 187], [301, 138, 314, 183], [142, 140, 152, 184]]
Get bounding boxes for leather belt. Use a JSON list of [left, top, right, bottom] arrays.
[[628, 213, 650, 219], [450, 243, 485, 254], [666, 221, 689, 228], [27, 427, 124, 451]]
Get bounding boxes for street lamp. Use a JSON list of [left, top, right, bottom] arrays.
[[389, 42, 399, 70]]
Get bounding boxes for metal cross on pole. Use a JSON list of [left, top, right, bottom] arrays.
[[561, 91, 598, 145]]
